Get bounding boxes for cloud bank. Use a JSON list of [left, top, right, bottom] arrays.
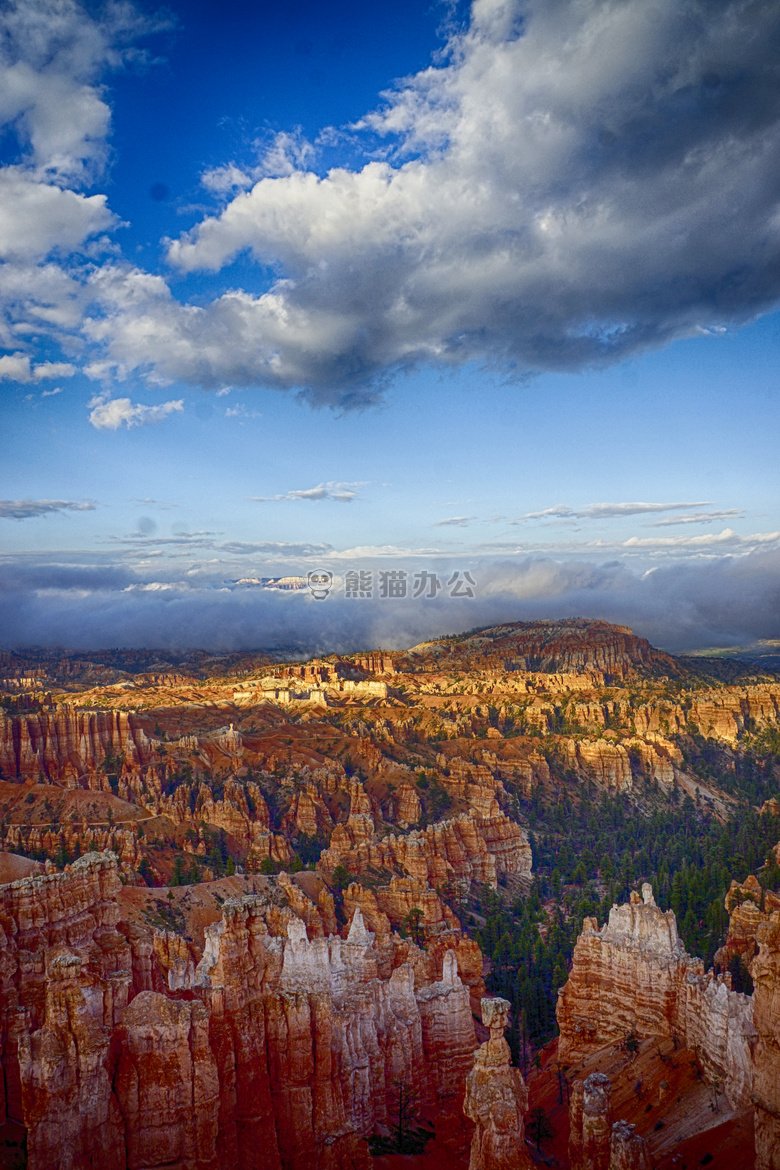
[[2, 547, 779, 657]]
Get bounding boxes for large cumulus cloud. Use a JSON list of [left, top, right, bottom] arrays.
[[85, 0, 780, 404], [0, 0, 166, 354]]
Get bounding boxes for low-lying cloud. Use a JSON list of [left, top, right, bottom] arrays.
[[2, 547, 779, 657]]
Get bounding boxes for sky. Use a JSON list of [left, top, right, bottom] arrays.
[[1, 0, 779, 656]]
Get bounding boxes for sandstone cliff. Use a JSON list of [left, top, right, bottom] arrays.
[[0, 852, 478, 1170], [557, 884, 755, 1110], [752, 909, 780, 1170]]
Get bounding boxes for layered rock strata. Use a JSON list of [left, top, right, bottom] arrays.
[[0, 707, 151, 785], [463, 996, 532, 1170], [557, 884, 755, 1109], [0, 852, 478, 1170], [752, 910, 780, 1170], [320, 805, 532, 890], [716, 875, 780, 971]]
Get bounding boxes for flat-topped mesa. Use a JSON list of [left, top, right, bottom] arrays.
[[752, 910, 780, 1170], [557, 884, 755, 1110], [463, 997, 532, 1170], [401, 619, 680, 681]]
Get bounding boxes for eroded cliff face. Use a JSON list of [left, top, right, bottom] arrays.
[[557, 884, 755, 1110], [752, 910, 780, 1170], [715, 875, 780, 971], [0, 852, 478, 1170], [0, 707, 151, 786]]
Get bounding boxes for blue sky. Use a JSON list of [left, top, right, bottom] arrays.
[[1, 0, 779, 654]]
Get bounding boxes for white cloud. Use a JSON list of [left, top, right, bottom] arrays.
[[76, 0, 774, 405], [34, 360, 75, 379], [200, 132, 315, 196], [0, 0, 167, 182], [519, 501, 713, 522], [648, 510, 745, 528], [88, 395, 184, 430], [40, 385, 63, 396], [0, 1, 167, 374], [0, 353, 33, 381], [0, 351, 75, 382], [252, 481, 363, 503], [0, 171, 115, 260], [0, 498, 95, 519], [224, 403, 261, 420], [434, 515, 476, 527], [621, 528, 780, 551], [201, 163, 255, 195]]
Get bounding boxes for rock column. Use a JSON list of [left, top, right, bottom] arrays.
[[463, 996, 532, 1170], [569, 1073, 650, 1170]]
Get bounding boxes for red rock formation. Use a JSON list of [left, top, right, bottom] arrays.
[[115, 993, 220, 1170], [1, 853, 479, 1169], [463, 996, 531, 1170], [752, 909, 780, 1170], [320, 778, 532, 890], [715, 875, 780, 971], [0, 707, 151, 785], [568, 1074, 650, 1170], [402, 620, 678, 680], [557, 884, 755, 1110], [608, 1120, 650, 1170], [568, 1073, 612, 1170], [18, 950, 125, 1170], [563, 738, 633, 791]]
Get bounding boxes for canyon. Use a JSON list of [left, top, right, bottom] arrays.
[[1, 619, 779, 1168]]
